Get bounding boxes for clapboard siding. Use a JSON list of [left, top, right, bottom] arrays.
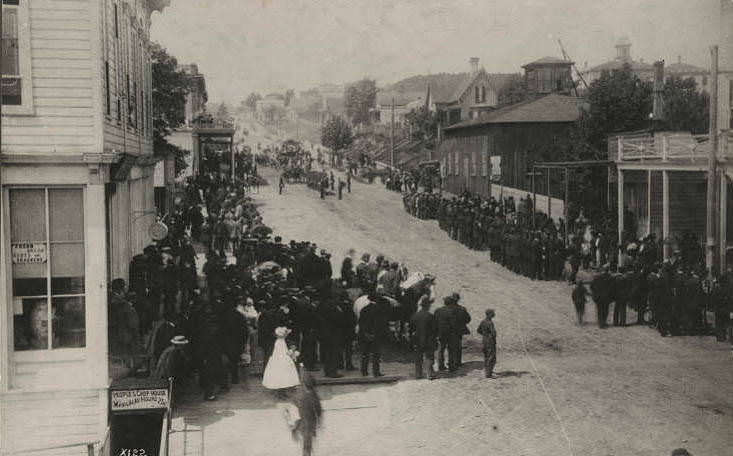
[[1, 0, 96, 155], [1, 390, 102, 454]]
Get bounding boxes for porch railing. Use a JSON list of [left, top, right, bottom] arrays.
[[616, 132, 732, 163]]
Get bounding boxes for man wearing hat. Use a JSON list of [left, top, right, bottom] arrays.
[[409, 295, 437, 379], [451, 292, 471, 367], [357, 295, 389, 377], [356, 253, 370, 290], [477, 309, 497, 378], [434, 296, 457, 371], [154, 335, 190, 406]]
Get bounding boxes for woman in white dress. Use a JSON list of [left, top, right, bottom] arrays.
[[262, 327, 300, 393]]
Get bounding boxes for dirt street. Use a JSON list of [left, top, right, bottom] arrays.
[[250, 167, 732, 456]]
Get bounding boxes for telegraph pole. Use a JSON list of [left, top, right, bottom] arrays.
[[390, 95, 395, 169], [706, 45, 719, 278]]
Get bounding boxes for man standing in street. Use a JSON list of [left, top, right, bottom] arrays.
[[358, 295, 388, 377], [451, 292, 471, 367], [591, 266, 613, 328], [338, 178, 345, 200], [409, 295, 437, 379], [346, 172, 352, 193], [477, 309, 497, 378], [434, 296, 456, 371]]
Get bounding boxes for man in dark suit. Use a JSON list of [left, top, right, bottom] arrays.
[[409, 295, 437, 379], [591, 266, 613, 328], [451, 292, 471, 367], [357, 295, 389, 377], [434, 296, 456, 371]]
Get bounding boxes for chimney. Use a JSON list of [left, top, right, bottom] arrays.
[[677, 55, 682, 65], [653, 60, 665, 121], [469, 57, 479, 75]]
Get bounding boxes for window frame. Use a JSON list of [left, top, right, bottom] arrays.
[[2, 0, 33, 115], [5, 186, 87, 362]]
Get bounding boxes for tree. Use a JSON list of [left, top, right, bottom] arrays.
[[661, 76, 709, 134], [215, 102, 232, 120], [321, 117, 353, 153], [406, 106, 438, 141], [575, 65, 653, 154], [245, 92, 261, 113], [344, 78, 377, 125], [284, 89, 295, 107], [152, 44, 190, 176], [497, 75, 529, 106]]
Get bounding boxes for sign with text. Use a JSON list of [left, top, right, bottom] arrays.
[[11, 243, 47, 264], [111, 389, 169, 411]]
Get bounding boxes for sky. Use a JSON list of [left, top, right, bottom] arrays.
[[151, 0, 722, 104]]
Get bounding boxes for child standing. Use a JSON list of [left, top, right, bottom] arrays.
[[572, 279, 588, 325], [477, 309, 497, 379]]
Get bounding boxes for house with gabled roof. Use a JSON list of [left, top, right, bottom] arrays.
[[423, 58, 518, 128]]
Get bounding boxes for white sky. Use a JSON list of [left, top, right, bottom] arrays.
[[151, 0, 722, 104]]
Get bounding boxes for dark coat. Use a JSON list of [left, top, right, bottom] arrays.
[[409, 309, 437, 351], [357, 302, 389, 343], [434, 305, 455, 340], [453, 304, 471, 336]]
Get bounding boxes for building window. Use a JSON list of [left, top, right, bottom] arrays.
[[480, 86, 486, 103], [9, 188, 86, 351], [2, 0, 33, 114], [105, 61, 111, 116], [475, 86, 480, 103]]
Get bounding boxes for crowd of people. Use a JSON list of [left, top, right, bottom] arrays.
[[109, 164, 495, 419], [402, 190, 569, 281], [396, 183, 732, 343]]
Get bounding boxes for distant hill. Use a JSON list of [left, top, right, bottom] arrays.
[[385, 73, 467, 93]]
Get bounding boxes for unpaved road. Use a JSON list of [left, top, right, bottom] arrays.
[[245, 167, 733, 456]]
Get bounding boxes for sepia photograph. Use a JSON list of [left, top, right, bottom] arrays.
[[0, 1, 731, 455]]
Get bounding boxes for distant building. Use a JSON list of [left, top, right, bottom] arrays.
[[665, 56, 709, 92], [373, 91, 424, 126], [177, 63, 208, 125], [319, 95, 347, 125], [256, 93, 286, 123], [521, 56, 575, 97], [436, 94, 585, 211], [425, 58, 517, 127], [581, 37, 655, 85]]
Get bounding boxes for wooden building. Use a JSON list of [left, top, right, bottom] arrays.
[[437, 94, 585, 202], [0, 1, 171, 454]]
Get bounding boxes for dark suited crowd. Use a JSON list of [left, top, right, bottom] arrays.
[[580, 253, 733, 341], [403, 190, 568, 281]]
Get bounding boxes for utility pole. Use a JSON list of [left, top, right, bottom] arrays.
[[706, 45, 719, 278], [390, 95, 395, 170]]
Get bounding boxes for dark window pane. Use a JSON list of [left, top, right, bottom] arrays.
[[14, 298, 49, 351], [9, 188, 46, 242], [51, 277, 84, 295], [3, 0, 20, 5], [52, 297, 86, 348], [49, 188, 84, 242], [1, 77, 21, 105], [13, 278, 47, 297]]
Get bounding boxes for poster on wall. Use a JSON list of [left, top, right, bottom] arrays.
[[11, 243, 47, 264]]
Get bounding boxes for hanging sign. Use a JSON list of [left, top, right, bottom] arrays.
[[111, 388, 169, 411], [11, 243, 47, 264], [148, 222, 168, 241]]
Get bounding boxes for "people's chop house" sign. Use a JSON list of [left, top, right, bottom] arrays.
[[111, 389, 169, 411]]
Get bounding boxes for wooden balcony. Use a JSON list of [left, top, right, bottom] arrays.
[[614, 132, 733, 165]]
